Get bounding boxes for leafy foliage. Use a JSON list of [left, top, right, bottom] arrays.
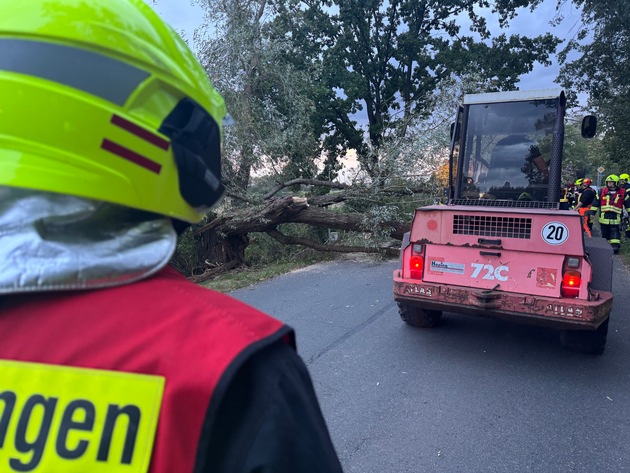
[[557, 1, 630, 173], [561, 118, 610, 184], [270, 0, 560, 179], [193, 0, 324, 191], [172, 0, 573, 272]]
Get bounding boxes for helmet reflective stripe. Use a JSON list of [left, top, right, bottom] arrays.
[[0, 38, 148, 105], [111, 115, 170, 151], [101, 139, 162, 174], [102, 113, 172, 175]]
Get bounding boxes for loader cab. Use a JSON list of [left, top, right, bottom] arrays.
[[449, 89, 567, 205]]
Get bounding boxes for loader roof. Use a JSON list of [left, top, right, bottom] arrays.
[[464, 88, 564, 105]]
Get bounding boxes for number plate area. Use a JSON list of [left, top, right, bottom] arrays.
[[422, 244, 564, 297]]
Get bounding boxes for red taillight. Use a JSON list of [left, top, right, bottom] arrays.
[[409, 255, 424, 279], [561, 270, 581, 298]]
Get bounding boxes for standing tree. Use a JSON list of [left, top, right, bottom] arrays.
[[271, 0, 560, 180], [171, 0, 566, 276], [557, 0, 630, 169], [193, 0, 324, 195]]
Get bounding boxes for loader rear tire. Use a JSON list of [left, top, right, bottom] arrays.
[[559, 317, 609, 355], [398, 303, 442, 328]]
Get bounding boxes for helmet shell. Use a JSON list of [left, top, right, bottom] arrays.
[[574, 178, 583, 186], [582, 178, 592, 186], [0, 0, 226, 223], [619, 173, 630, 180], [605, 174, 619, 184]]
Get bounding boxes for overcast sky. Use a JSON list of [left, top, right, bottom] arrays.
[[145, 0, 583, 96]]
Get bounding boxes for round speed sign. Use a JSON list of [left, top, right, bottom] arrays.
[[541, 222, 569, 245]]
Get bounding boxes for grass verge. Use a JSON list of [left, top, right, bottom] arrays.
[[199, 251, 394, 293], [200, 258, 331, 293]]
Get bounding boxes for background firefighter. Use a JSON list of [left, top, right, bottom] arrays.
[[619, 173, 630, 239], [574, 178, 597, 236], [561, 180, 578, 208], [572, 178, 584, 209], [591, 174, 629, 253]]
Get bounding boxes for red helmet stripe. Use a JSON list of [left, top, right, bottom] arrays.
[[101, 139, 162, 174], [111, 115, 170, 151]]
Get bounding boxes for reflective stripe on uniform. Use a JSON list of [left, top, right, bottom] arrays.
[[0, 360, 164, 473], [0, 39, 149, 105]]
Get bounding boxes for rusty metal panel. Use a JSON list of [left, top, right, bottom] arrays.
[[393, 275, 613, 329]]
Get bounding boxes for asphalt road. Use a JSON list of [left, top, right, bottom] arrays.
[[231, 255, 630, 473]]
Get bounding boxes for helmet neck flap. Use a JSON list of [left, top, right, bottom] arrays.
[[0, 187, 176, 294]]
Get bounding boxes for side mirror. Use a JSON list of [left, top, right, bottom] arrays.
[[581, 115, 597, 139]]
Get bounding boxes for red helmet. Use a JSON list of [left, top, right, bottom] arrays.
[[582, 178, 592, 186]]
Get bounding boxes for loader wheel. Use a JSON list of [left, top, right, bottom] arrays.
[[397, 303, 442, 328], [559, 318, 609, 355]]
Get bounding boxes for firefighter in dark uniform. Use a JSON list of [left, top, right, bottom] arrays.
[[592, 175, 629, 254], [574, 178, 597, 236], [562, 180, 579, 208], [572, 178, 584, 209], [0, 1, 343, 472]]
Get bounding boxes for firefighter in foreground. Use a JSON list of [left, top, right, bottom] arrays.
[[574, 178, 597, 236], [592, 174, 629, 254], [0, 1, 343, 472]]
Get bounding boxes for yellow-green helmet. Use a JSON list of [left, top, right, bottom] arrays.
[[574, 178, 583, 186], [0, 0, 226, 223], [620, 173, 630, 181], [605, 174, 619, 184]]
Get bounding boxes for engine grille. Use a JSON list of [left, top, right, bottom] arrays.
[[453, 214, 532, 239]]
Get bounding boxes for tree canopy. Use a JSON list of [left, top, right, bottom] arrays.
[[173, 0, 572, 275], [193, 0, 560, 189], [269, 0, 560, 179], [557, 0, 630, 173]]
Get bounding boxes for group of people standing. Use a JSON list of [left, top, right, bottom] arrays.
[[567, 174, 630, 253]]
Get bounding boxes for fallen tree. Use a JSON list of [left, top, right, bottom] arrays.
[[172, 179, 432, 281]]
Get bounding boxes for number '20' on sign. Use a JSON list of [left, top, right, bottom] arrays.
[[541, 222, 569, 245]]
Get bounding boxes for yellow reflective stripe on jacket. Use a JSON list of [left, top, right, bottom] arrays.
[[0, 360, 164, 473], [599, 217, 622, 225], [600, 203, 622, 213]]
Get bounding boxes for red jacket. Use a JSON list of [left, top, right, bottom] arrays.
[[599, 186, 626, 212], [0, 266, 293, 473]]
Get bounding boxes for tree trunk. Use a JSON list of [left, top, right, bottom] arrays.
[[181, 192, 411, 277]]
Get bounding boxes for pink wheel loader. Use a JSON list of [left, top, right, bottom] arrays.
[[393, 89, 613, 354]]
